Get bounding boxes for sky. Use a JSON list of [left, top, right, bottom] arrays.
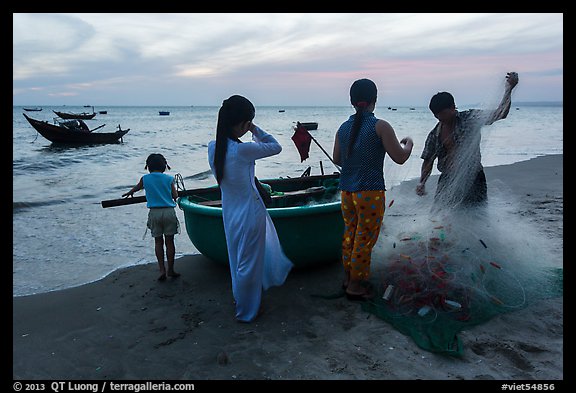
[[13, 13, 563, 107]]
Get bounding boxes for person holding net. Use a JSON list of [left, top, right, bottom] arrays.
[[415, 72, 519, 210]]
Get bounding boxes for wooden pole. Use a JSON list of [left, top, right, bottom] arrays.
[[309, 135, 340, 172], [101, 187, 217, 208], [101, 173, 340, 208]]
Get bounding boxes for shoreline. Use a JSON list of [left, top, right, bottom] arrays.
[[13, 154, 563, 380]]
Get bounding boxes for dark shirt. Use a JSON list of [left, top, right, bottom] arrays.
[[337, 112, 386, 191], [421, 109, 491, 175]]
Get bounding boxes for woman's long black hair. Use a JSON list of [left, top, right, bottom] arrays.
[[346, 79, 377, 159], [213, 95, 255, 184]]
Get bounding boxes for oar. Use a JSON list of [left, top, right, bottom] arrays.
[[101, 173, 339, 208], [90, 124, 106, 132], [101, 186, 217, 208], [309, 134, 341, 172]]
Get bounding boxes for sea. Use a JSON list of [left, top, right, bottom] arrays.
[[12, 104, 563, 297]]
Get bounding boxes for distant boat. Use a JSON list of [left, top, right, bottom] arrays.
[[159, 111, 170, 116], [299, 122, 318, 131], [53, 110, 96, 120], [98, 110, 108, 114], [23, 107, 42, 112], [279, 109, 286, 113]]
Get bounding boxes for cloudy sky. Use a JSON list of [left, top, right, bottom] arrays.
[[13, 13, 563, 107]]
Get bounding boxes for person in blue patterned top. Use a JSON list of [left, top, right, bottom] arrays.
[[416, 72, 519, 210], [332, 78, 414, 301]]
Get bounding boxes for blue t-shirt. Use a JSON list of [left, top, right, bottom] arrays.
[[142, 172, 176, 208]]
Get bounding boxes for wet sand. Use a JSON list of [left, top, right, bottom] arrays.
[[13, 154, 563, 381]]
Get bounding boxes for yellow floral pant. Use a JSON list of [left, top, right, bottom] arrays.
[[340, 190, 385, 281]]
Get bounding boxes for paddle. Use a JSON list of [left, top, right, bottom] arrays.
[[101, 186, 217, 208], [89, 124, 106, 132], [309, 135, 341, 172], [101, 173, 339, 208]]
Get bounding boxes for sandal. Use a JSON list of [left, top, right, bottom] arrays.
[[342, 271, 351, 290], [345, 290, 375, 301], [345, 281, 375, 301]]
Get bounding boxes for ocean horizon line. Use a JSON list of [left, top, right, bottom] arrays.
[[14, 101, 563, 108]]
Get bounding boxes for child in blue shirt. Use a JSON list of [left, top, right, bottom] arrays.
[[123, 153, 180, 281]]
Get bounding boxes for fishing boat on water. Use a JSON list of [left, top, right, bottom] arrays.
[[23, 113, 129, 145], [177, 173, 343, 268], [300, 122, 318, 130], [53, 110, 97, 120]]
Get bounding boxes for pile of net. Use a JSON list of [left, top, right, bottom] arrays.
[[361, 205, 562, 357]]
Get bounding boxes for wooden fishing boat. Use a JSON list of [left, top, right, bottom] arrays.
[[178, 173, 344, 268], [23, 113, 129, 145], [300, 122, 318, 130], [23, 107, 42, 112], [159, 111, 170, 116], [53, 110, 97, 120]]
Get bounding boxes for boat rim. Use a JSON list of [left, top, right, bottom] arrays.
[[178, 195, 341, 218]]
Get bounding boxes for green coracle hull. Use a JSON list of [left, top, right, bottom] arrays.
[[178, 174, 343, 268]]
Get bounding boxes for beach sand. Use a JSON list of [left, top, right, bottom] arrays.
[[13, 155, 563, 381]]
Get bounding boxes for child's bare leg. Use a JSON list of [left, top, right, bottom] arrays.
[[165, 235, 179, 277], [154, 236, 167, 280]]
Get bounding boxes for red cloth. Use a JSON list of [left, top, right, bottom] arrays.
[[291, 122, 312, 162]]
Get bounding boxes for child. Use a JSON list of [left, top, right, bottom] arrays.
[[122, 153, 181, 281]]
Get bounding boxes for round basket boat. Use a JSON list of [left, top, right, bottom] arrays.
[[178, 174, 343, 269]]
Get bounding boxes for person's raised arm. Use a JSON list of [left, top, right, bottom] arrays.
[[487, 71, 519, 125], [240, 123, 282, 160], [376, 119, 413, 164]]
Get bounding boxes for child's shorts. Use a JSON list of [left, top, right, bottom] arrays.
[[147, 207, 180, 238]]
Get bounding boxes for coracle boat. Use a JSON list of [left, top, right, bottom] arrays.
[[23, 113, 129, 145], [178, 173, 344, 269]]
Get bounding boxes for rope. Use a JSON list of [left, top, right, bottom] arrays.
[[174, 173, 186, 191]]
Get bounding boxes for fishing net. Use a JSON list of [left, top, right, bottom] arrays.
[[362, 202, 563, 356], [355, 78, 562, 356], [359, 168, 563, 357]]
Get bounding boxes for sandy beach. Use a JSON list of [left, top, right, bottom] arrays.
[[13, 154, 563, 382]]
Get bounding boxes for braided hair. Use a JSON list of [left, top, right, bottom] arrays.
[[347, 78, 377, 158], [213, 95, 255, 184]]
